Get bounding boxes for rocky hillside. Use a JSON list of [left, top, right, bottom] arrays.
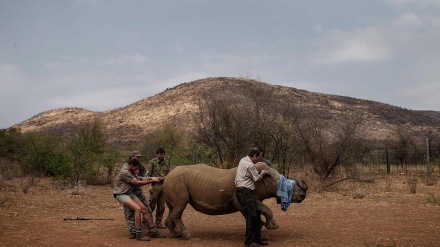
[[13, 77, 440, 149]]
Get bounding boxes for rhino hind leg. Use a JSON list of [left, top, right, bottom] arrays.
[[180, 226, 191, 240], [165, 211, 180, 238], [165, 214, 191, 239], [164, 188, 191, 239]]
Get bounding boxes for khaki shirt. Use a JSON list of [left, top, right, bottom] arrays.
[[112, 166, 136, 195], [234, 156, 260, 190], [147, 158, 169, 177]]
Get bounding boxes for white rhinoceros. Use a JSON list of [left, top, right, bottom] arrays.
[[163, 163, 308, 239]]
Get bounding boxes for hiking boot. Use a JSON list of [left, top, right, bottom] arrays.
[[135, 229, 150, 241], [155, 221, 167, 229], [244, 243, 261, 247], [129, 233, 136, 239], [135, 235, 150, 241], [255, 240, 269, 246], [149, 230, 166, 238]]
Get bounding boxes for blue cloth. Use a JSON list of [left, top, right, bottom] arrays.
[[276, 175, 295, 212]]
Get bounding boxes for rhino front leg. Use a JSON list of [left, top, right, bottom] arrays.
[[255, 200, 279, 230]]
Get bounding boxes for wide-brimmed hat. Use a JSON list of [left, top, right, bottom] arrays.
[[131, 151, 142, 157]]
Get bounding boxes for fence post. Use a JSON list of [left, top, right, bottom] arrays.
[[426, 138, 430, 165]]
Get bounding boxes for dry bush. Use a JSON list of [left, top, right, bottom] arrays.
[[52, 180, 76, 190], [68, 183, 86, 196], [352, 188, 367, 199], [0, 159, 21, 180], [0, 193, 12, 207], [86, 173, 112, 186], [288, 166, 322, 193], [286, 163, 378, 193], [426, 193, 439, 206], [385, 174, 392, 192], [17, 176, 42, 194], [363, 238, 396, 247], [52, 179, 87, 191], [406, 175, 418, 194], [422, 166, 438, 186]]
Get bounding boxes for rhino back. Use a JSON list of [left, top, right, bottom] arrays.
[[165, 164, 239, 215]]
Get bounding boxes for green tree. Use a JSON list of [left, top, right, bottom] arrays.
[[21, 132, 68, 176], [66, 118, 105, 183], [0, 128, 24, 162], [100, 148, 122, 184], [142, 122, 185, 167]]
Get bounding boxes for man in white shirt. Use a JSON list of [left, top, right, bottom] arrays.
[[235, 147, 268, 247]]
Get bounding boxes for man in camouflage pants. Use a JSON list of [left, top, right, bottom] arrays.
[[147, 147, 169, 229], [123, 151, 164, 239]]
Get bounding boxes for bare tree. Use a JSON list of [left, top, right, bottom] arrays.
[[194, 94, 250, 167], [292, 111, 365, 181], [388, 127, 416, 170]]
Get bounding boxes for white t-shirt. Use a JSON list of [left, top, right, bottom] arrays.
[[234, 156, 260, 190]]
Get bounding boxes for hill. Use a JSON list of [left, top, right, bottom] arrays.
[[13, 77, 440, 149]]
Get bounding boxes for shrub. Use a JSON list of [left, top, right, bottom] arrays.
[[422, 166, 438, 186], [353, 188, 367, 199], [385, 175, 392, 192], [426, 193, 439, 206], [0, 159, 21, 180], [0, 194, 12, 207], [406, 176, 418, 194], [18, 176, 42, 194], [68, 183, 86, 196], [363, 238, 395, 247]]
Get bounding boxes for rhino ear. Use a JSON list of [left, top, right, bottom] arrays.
[[255, 162, 269, 171], [297, 180, 308, 191]]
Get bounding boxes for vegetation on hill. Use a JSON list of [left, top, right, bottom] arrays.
[[1, 77, 439, 190]]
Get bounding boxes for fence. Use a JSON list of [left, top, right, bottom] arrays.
[[362, 146, 436, 174]]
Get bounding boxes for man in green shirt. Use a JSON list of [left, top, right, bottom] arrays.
[[147, 147, 169, 229]]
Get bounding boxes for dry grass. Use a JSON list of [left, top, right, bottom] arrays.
[[426, 192, 439, 206], [1, 173, 440, 247]]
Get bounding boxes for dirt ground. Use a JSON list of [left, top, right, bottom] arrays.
[[1, 175, 439, 247]]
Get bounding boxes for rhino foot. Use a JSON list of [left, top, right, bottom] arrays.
[[265, 220, 279, 230], [181, 232, 191, 240], [167, 232, 181, 238]]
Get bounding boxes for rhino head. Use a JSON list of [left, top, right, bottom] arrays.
[[292, 179, 308, 203], [255, 162, 308, 204]]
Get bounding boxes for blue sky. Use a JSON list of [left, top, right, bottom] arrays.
[[1, 0, 440, 128]]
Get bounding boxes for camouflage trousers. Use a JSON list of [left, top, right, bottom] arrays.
[[124, 188, 154, 235], [149, 183, 165, 223]]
